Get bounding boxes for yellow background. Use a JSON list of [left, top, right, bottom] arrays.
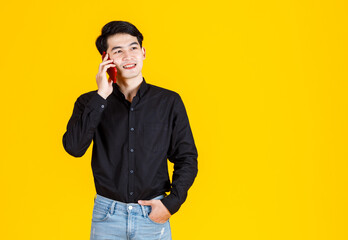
[[1, 0, 347, 239]]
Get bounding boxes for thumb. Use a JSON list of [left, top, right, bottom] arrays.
[[138, 200, 152, 206]]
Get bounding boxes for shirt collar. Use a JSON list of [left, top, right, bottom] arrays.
[[112, 77, 148, 100]]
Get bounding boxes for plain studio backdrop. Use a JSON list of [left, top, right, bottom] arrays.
[[1, 0, 348, 239]]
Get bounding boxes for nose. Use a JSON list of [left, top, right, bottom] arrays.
[[122, 50, 132, 61]]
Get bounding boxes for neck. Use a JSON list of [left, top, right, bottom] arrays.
[[116, 75, 143, 102]]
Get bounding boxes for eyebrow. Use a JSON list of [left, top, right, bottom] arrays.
[[111, 42, 139, 51]]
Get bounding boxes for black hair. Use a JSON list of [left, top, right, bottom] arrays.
[[95, 21, 144, 55]]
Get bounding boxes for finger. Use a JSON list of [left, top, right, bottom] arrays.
[[103, 52, 109, 60], [149, 214, 166, 224], [100, 61, 115, 71], [99, 60, 115, 72], [103, 63, 116, 68], [101, 64, 116, 72], [138, 200, 153, 206], [101, 59, 114, 65]]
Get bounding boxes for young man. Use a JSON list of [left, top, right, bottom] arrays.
[[62, 21, 198, 240]]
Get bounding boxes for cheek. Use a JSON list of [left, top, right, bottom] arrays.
[[114, 61, 122, 69], [136, 57, 144, 65], [136, 62, 143, 69]]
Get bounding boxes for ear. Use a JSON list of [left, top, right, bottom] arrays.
[[142, 47, 146, 59]]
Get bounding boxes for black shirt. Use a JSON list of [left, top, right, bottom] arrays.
[[62, 77, 198, 215]]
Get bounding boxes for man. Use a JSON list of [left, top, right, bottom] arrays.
[[62, 21, 198, 240]]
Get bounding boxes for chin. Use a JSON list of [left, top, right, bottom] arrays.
[[122, 71, 141, 78], [119, 75, 141, 81]]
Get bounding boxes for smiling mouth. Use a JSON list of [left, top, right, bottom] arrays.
[[123, 64, 136, 69]]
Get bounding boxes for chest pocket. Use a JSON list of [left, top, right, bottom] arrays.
[[143, 123, 169, 152]]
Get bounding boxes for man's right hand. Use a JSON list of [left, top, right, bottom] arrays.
[[96, 52, 116, 99]]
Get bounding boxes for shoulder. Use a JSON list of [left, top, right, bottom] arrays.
[[75, 90, 98, 105], [146, 83, 181, 101], [146, 84, 187, 114]]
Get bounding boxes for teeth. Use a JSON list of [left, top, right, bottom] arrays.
[[123, 64, 136, 69]]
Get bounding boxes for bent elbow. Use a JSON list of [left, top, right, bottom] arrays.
[[62, 133, 86, 158]]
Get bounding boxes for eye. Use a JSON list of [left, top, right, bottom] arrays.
[[114, 50, 122, 54], [131, 47, 138, 50]]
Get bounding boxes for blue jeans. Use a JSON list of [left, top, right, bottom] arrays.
[[90, 193, 172, 240]]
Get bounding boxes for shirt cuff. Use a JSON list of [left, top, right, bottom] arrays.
[[87, 92, 108, 112], [160, 194, 182, 215]]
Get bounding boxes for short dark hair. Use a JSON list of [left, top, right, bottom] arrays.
[[95, 21, 144, 55]]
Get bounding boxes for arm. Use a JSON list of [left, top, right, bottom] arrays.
[[160, 94, 198, 215], [62, 92, 107, 157], [62, 52, 115, 157]]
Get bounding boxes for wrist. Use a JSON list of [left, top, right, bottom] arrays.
[[97, 90, 109, 99]]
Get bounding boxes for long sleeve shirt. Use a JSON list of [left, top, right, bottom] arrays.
[[62, 77, 198, 215]]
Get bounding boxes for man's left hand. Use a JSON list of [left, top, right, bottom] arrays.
[[138, 199, 172, 224]]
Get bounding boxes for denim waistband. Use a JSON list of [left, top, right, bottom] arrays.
[[94, 193, 165, 203], [93, 193, 166, 217]]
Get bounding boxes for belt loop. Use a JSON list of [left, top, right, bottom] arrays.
[[110, 201, 116, 215], [140, 204, 147, 218]]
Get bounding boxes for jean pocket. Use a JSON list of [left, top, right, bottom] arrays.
[[145, 208, 168, 225], [92, 202, 111, 222]]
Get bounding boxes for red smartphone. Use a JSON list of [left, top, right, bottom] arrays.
[[102, 51, 117, 83]]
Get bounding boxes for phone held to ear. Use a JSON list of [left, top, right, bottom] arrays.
[[102, 51, 117, 83]]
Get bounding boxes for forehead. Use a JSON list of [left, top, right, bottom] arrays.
[[107, 33, 139, 48]]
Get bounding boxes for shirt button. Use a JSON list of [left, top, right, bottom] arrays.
[[129, 206, 133, 210], [130, 170, 134, 174], [130, 148, 134, 152], [130, 127, 134, 131], [130, 192, 133, 195], [101, 104, 104, 108], [130, 107, 134, 111]]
